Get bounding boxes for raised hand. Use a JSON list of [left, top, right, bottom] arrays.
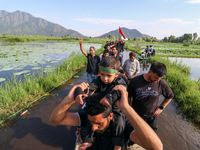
[[79, 38, 82, 45]]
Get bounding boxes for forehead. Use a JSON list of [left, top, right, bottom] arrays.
[[151, 73, 162, 79], [90, 47, 95, 50], [88, 113, 105, 123], [100, 70, 116, 76]]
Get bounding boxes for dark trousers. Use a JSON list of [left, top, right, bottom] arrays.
[[143, 116, 158, 133]]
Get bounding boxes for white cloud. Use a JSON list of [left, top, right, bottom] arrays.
[[141, 28, 184, 39], [187, 0, 200, 3], [33, 14, 46, 18], [78, 29, 102, 37], [158, 18, 194, 25], [74, 17, 156, 26]]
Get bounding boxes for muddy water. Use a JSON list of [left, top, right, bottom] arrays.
[[0, 52, 200, 150]]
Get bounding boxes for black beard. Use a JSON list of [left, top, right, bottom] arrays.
[[95, 117, 110, 134]]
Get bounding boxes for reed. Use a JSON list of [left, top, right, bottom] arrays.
[[126, 43, 200, 123], [0, 44, 105, 122]]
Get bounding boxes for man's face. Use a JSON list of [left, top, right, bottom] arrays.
[[90, 47, 95, 55], [107, 46, 111, 51], [129, 55, 135, 61], [112, 48, 117, 55], [88, 113, 113, 134], [103, 52, 109, 57], [100, 69, 119, 84], [148, 72, 163, 82]]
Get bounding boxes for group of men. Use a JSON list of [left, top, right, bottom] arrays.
[[144, 45, 156, 58], [50, 39, 174, 150]]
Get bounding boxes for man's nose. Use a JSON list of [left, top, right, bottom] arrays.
[[92, 125, 98, 132]]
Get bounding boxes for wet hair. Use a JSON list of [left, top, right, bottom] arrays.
[[84, 93, 112, 118], [129, 52, 136, 57], [90, 46, 95, 51], [99, 56, 121, 70], [150, 62, 167, 77]]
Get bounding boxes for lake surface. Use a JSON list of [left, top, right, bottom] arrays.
[[168, 57, 200, 80], [0, 41, 102, 83], [0, 46, 200, 150]]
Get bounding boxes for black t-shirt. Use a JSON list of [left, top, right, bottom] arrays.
[[78, 111, 134, 150], [128, 74, 174, 118], [86, 54, 100, 75]]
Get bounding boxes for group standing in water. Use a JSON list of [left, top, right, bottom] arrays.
[[141, 45, 156, 58], [51, 38, 173, 150]]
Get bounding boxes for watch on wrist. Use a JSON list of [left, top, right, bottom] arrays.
[[159, 105, 164, 110]]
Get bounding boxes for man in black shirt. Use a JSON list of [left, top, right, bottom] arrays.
[[128, 62, 174, 132], [50, 83, 163, 150], [79, 38, 100, 83]]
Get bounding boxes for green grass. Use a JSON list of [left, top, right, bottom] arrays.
[[0, 35, 108, 43], [0, 42, 105, 123], [126, 43, 200, 124]]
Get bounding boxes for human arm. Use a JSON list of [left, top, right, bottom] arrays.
[[79, 38, 88, 57], [114, 85, 163, 150], [130, 73, 139, 79], [152, 98, 172, 117], [50, 83, 88, 126], [130, 60, 140, 79]]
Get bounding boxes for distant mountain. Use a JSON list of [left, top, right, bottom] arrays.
[[0, 10, 84, 37], [96, 27, 151, 39]]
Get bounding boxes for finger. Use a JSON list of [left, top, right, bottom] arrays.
[[77, 96, 84, 105]]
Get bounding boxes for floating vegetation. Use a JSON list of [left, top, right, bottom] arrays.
[[31, 67, 42, 70], [14, 70, 30, 76], [2, 67, 14, 71], [0, 78, 6, 82], [0, 53, 8, 58], [126, 42, 200, 124], [0, 40, 104, 123]]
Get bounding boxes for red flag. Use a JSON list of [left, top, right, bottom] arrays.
[[119, 26, 126, 39]]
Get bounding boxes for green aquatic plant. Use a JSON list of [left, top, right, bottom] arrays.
[[126, 43, 200, 124], [0, 43, 105, 123]]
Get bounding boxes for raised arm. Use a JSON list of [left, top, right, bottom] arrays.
[[50, 83, 88, 126], [79, 38, 88, 57], [114, 85, 163, 150]]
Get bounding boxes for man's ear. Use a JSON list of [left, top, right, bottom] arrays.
[[109, 113, 113, 121]]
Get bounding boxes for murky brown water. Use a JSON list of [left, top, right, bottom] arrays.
[[0, 51, 200, 150]]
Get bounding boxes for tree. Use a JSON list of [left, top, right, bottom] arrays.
[[168, 35, 175, 43], [192, 32, 198, 44], [183, 33, 192, 43], [163, 37, 168, 42]]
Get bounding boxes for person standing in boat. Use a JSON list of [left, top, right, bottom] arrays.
[[122, 52, 140, 81], [79, 38, 100, 83], [128, 62, 174, 132]]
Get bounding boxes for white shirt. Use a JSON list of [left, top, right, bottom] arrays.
[[123, 59, 140, 79]]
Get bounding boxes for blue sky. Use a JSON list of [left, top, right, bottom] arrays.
[[1, 0, 200, 39]]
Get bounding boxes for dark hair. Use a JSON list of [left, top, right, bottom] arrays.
[[100, 56, 121, 70], [103, 49, 109, 54], [112, 46, 118, 50], [129, 52, 135, 57], [150, 62, 167, 77], [90, 46, 95, 51], [84, 93, 112, 118]]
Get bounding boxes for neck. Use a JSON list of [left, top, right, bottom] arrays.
[[143, 73, 150, 82]]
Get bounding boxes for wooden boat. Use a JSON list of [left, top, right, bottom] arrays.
[[139, 57, 149, 61]]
